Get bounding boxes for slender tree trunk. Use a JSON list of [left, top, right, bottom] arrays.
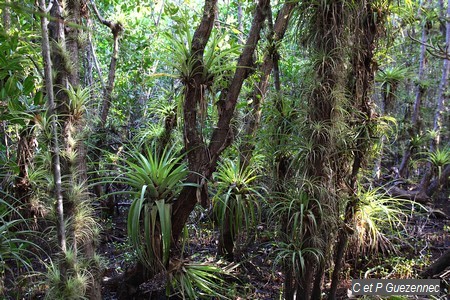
[[39, 0, 67, 281], [236, 0, 244, 44], [84, 17, 94, 89], [374, 80, 401, 179], [399, 0, 429, 178], [89, 0, 123, 219], [90, 0, 123, 127], [2, 0, 10, 31], [239, 1, 297, 169], [86, 14, 106, 92], [420, 0, 450, 195], [1, 1, 11, 169]]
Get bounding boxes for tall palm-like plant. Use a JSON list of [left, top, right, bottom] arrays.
[[213, 158, 263, 260], [119, 143, 193, 273], [269, 188, 323, 298]]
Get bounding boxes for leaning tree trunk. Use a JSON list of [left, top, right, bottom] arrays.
[[239, 1, 297, 169], [172, 0, 270, 244]]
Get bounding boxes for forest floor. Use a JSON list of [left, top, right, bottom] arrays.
[[3, 189, 447, 299], [98, 189, 449, 300]]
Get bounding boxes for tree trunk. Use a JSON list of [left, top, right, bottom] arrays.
[[420, 0, 450, 195], [298, 0, 349, 297], [39, 0, 67, 281], [420, 249, 450, 278], [236, 0, 244, 44], [217, 203, 235, 261], [239, 1, 297, 169], [89, 0, 123, 221], [2, 0, 10, 31], [90, 0, 124, 127], [399, 0, 429, 177], [172, 0, 269, 243], [329, 1, 386, 298]]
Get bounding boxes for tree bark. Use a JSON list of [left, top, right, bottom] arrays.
[[172, 0, 270, 243], [239, 1, 297, 169], [39, 0, 67, 281], [298, 0, 349, 297], [420, 0, 450, 195], [90, 0, 124, 127], [399, 0, 429, 177], [2, 0, 10, 31], [328, 1, 386, 299]]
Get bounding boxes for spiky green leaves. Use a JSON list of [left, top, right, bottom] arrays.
[[351, 185, 426, 255], [213, 158, 263, 246], [123, 144, 189, 203], [426, 146, 450, 168], [0, 193, 42, 281], [168, 261, 234, 299], [123, 143, 194, 273]]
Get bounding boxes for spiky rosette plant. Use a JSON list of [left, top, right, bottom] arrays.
[[269, 187, 324, 296], [349, 185, 427, 256], [115, 143, 194, 273], [213, 158, 264, 260], [425, 146, 450, 178], [167, 260, 234, 299]]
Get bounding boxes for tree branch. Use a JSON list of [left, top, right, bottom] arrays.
[[408, 31, 450, 59], [89, 0, 123, 126], [208, 0, 270, 167]]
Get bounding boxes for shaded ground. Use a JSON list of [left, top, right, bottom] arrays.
[[3, 189, 447, 299], [98, 189, 449, 299]]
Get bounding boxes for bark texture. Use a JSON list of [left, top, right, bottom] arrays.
[[172, 0, 270, 243], [329, 2, 387, 298], [420, 0, 450, 195], [39, 0, 67, 280], [239, 1, 298, 169], [399, 1, 429, 177]]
